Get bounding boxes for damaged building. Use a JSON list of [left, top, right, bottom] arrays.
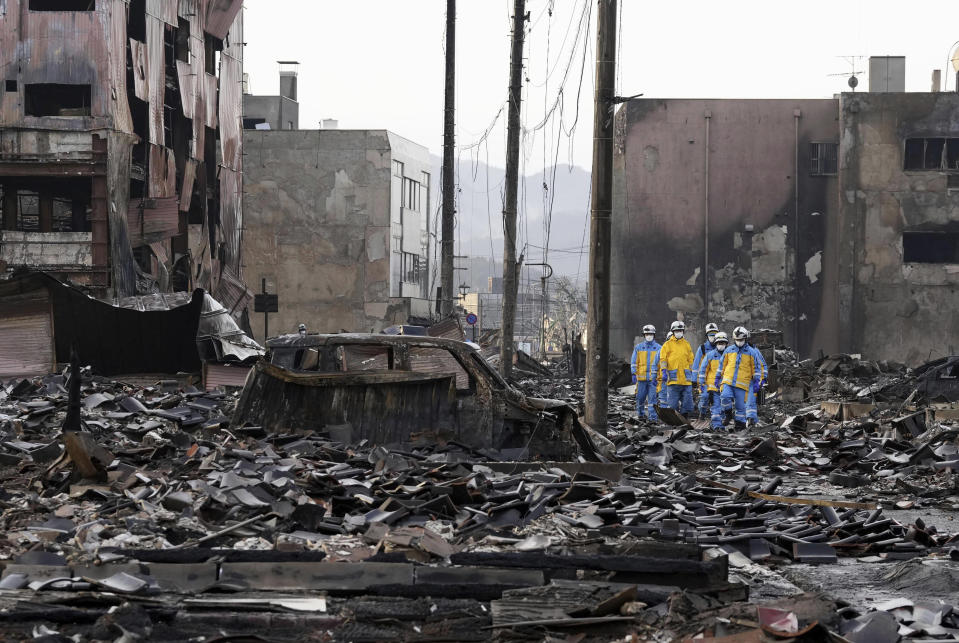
[[242, 75, 432, 339], [612, 56, 959, 364], [0, 0, 248, 314]]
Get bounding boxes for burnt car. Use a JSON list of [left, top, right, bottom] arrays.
[[233, 333, 601, 460]]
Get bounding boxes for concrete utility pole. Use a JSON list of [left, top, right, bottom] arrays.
[[499, 0, 527, 378], [440, 0, 456, 317], [584, 0, 616, 434]]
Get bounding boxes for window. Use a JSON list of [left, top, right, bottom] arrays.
[[404, 177, 420, 211], [392, 160, 404, 178], [24, 84, 91, 117], [339, 345, 391, 371], [421, 171, 431, 214], [809, 142, 838, 175], [401, 252, 421, 284], [4, 80, 16, 93], [409, 347, 470, 391], [17, 192, 40, 232], [904, 137, 959, 171], [242, 117, 266, 130], [29, 0, 94, 9], [204, 34, 222, 75], [903, 231, 959, 264]]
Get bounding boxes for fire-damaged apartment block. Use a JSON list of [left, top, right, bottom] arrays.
[[0, 0, 246, 308], [612, 56, 959, 365]]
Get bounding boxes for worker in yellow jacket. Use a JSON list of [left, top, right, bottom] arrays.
[[714, 326, 763, 431], [659, 321, 695, 415]]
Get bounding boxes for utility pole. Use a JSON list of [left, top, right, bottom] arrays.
[[499, 0, 527, 378], [584, 0, 616, 434], [440, 0, 456, 317]]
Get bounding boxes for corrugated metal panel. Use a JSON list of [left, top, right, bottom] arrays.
[[110, 1, 133, 134], [176, 60, 195, 119], [146, 14, 165, 145], [148, 144, 177, 198], [204, 0, 242, 40], [218, 55, 242, 170], [131, 38, 149, 101], [0, 294, 54, 378], [218, 167, 241, 272], [428, 317, 466, 342], [179, 159, 197, 212], [147, 0, 178, 26], [127, 196, 179, 246], [204, 362, 251, 391], [211, 264, 252, 316], [203, 73, 218, 129], [408, 347, 469, 390]]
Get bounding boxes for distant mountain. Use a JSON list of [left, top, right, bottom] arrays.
[[429, 154, 592, 293]]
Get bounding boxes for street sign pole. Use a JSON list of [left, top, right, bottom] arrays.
[[262, 278, 268, 342], [254, 279, 279, 343]]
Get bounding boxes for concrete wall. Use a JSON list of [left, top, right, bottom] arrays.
[[243, 94, 299, 131], [611, 99, 840, 359], [838, 92, 959, 364], [243, 129, 406, 340]]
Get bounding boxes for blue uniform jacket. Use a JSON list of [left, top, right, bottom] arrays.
[[630, 340, 662, 382], [713, 343, 763, 391], [692, 341, 716, 383]]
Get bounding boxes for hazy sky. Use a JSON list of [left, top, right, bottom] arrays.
[[244, 0, 959, 173]]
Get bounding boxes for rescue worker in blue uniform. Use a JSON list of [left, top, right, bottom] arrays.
[[630, 324, 661, 421], [746, 341, 768, 426], [657, 330, 672, 408], [660, 321, 695, 415], [697, 331, 728, 430], [714, 326, 763, 431], [691, 322, 720, 419]]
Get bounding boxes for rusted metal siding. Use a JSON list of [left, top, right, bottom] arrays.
[[204, 0, 243, 40], [179, 158, 197, 212], [127, 196, 179, 247], [204, 362, 252, 391], [130, 39, 149, 101], [147, 0, 178, 27], [145, 14, 165, 145], [0, 292, 54, 378], [148, 144, 176, 198]]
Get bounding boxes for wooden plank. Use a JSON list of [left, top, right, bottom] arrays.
[[218, 562, 414, 591], [415, 566, 543, 587]]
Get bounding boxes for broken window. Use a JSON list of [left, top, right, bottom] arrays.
[[175, 18, 191, 64], [243, 118, 266, 130], [809, 142, 838, 175], [903, 231, 959, 264], [408, 347, 471, 391], [904, 137, 959, 170], [948, 175, 959, 190], [127, 0, 146, 42], [401, 252, 421, 285], [204, 34, 222, 75], [17, 192, 40, 232], [29, 0, 94, 9], [4, 80, 16, 93], [24, 84, 91, 117], [339, 345, 391, 371]]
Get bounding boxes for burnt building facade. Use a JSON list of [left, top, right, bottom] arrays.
[[0, 0, 246, 311], [613, 77, 959, 364]]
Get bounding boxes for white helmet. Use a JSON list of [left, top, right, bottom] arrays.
[[669, 321, 685, 332], [733, 326, 749, 340], [714, 331, 729, 344], [705, 323, 719, 334], [642, 324, 656, 334]]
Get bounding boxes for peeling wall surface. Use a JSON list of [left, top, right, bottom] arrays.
[[838, 92, 959, 364], [0, 0, 247, 313], [242, 130, 430, 341], [611, 99, 840, 359]]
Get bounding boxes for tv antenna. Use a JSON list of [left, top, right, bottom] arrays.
[[948, 42, 959, 91], [829, 55, 865, 91]]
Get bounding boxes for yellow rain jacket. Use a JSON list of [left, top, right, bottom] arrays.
[[659, 335, 695, 386], [716, 344, 763, 391], [697, 348, 724, 393]]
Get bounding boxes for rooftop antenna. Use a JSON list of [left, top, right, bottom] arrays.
[[829, 55, 865, 92], [950, 43, 959, 91]]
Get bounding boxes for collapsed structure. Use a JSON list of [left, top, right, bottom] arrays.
[[0, 0, 248, 314]]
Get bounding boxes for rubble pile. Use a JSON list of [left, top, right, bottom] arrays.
[[0, 349, 956, 640]]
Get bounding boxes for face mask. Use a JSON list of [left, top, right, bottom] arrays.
[[674, 331, 684, 339], [717, 343, 727, 352], [644, 335, 654, 342], [707, 333, 716, 343], [735, 339, 745, 347]]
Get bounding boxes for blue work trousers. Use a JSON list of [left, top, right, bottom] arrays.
[[720, 384, 748, 423], [666, 384, 694, 415], [635, 380, 658, 420], [697, 386, 712, 417], [703, 390, 723, 429], [746, 386, 760, 422]]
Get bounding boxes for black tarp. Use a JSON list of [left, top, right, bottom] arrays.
[[0, 273, 203, 376]]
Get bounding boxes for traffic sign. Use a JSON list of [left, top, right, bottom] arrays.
[[466, 312, 477, 326]]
